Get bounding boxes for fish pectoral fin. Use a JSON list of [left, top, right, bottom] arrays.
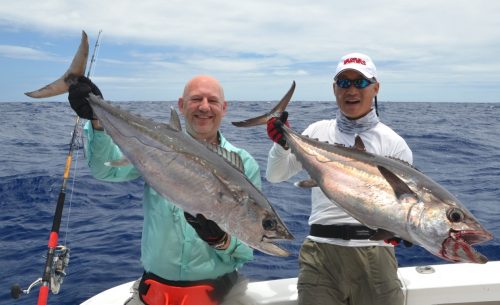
[[104, 158, 131, 167], [212, 171, 242, 200], [353, 136, 366, 151], [369, 229, 396, 241], [377, 165, 417, 201], [294, 179, 318, 188]]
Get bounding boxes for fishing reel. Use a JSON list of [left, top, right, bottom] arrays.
[[11, 245, 70, 299]]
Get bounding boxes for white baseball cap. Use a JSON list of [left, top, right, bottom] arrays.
[[334, 52, 377, 80]]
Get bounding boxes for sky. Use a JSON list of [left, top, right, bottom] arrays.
[[1, 0, 500, 103]]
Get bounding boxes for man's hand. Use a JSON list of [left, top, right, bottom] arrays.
[[384, 237, 413, 247], [267, 111, 290, 149], [68, 76, 103, 120], [184, 212, 229, 249]]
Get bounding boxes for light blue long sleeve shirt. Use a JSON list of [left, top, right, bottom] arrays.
[[83, 122, 260, 281]]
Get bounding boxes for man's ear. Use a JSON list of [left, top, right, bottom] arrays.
[[373, 82, 380, 95], [178, 97, 184, 112], [222, 100, 228, 114]]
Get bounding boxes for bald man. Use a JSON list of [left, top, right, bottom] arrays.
[[68, 75, 261, 305]]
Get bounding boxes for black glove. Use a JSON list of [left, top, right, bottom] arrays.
[[184, 212, 229, 249], [68, 76, 103, 120], [266, 111, 289, 149], [384, 237, 413, 247]]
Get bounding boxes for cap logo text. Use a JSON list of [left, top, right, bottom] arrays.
[[344, 58, 366, 65]]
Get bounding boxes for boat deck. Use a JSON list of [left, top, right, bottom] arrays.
[[81, 261, 500, 305]]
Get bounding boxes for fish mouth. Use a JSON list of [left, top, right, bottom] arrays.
[[455, 229, 493, 244], [263, 233, 294, 242], [441, 229, 493, 264], [260, 236, 292, 257]]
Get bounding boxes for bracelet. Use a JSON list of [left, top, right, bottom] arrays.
[[212, 234, 230, 250]]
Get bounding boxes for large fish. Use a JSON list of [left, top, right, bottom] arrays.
[[25, 31, 294, 256], [232, 82, 493, 263]]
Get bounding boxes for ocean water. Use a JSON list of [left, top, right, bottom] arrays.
[[1, 101, 499, 305]]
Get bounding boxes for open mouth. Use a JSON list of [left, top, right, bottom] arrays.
[[441, 229, 493, 263], [194, 112, 214, 119]]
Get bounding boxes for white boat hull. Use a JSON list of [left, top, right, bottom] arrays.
[[81, 261, 500, 305]]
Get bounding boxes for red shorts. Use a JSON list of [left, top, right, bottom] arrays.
[[138, 271, 238, 305], [140, 278, 218, 305]]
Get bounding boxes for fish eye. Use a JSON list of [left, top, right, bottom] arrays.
[[447, 208, 465, 223], [262, 218, 277, 231]]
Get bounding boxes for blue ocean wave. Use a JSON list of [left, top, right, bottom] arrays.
[[1, 101, 499, 304]]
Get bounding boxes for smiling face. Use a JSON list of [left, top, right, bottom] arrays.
[[178, 75, 227, 144], [333, 70, 379, 119]]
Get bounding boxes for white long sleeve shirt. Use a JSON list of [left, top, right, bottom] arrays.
[[266, 119, 413, 247]]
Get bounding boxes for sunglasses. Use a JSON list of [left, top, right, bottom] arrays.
[[335, 78, 375, 89]]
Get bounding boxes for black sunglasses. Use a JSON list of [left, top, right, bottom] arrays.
[[336, 78, 375, 89]]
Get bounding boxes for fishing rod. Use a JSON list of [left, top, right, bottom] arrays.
[[11, 30, 102, 304], [87, 30, 102, 79]]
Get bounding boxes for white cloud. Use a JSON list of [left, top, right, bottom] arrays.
[[2, 1, 499, 60], [1, 0, 500, 102], [0, 45, 56, 60]]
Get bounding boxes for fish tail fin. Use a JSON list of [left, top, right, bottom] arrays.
[[25, 31, 89, 98], [231, 81, 296, 127]]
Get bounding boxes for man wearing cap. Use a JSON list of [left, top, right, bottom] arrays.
[[265, 53, 413, 305]]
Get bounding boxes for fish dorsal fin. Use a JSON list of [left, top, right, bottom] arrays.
[[206, 143, 245, 173], [369, 228, 396, 241], [169, 107, 182, 131], [294, 179, 318, 188], [353, 135, 366, 151], [377, 165, 417, 201], [387, 156, 421, 172]]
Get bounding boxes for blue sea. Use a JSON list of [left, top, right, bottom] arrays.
[[1, 101, 499, 305]]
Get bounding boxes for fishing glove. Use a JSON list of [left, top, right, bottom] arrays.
[[267, 111, 290, 149], [68, 76, 103, 120], [385, 237, 413, 247], [184, 212, 229, 249]]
